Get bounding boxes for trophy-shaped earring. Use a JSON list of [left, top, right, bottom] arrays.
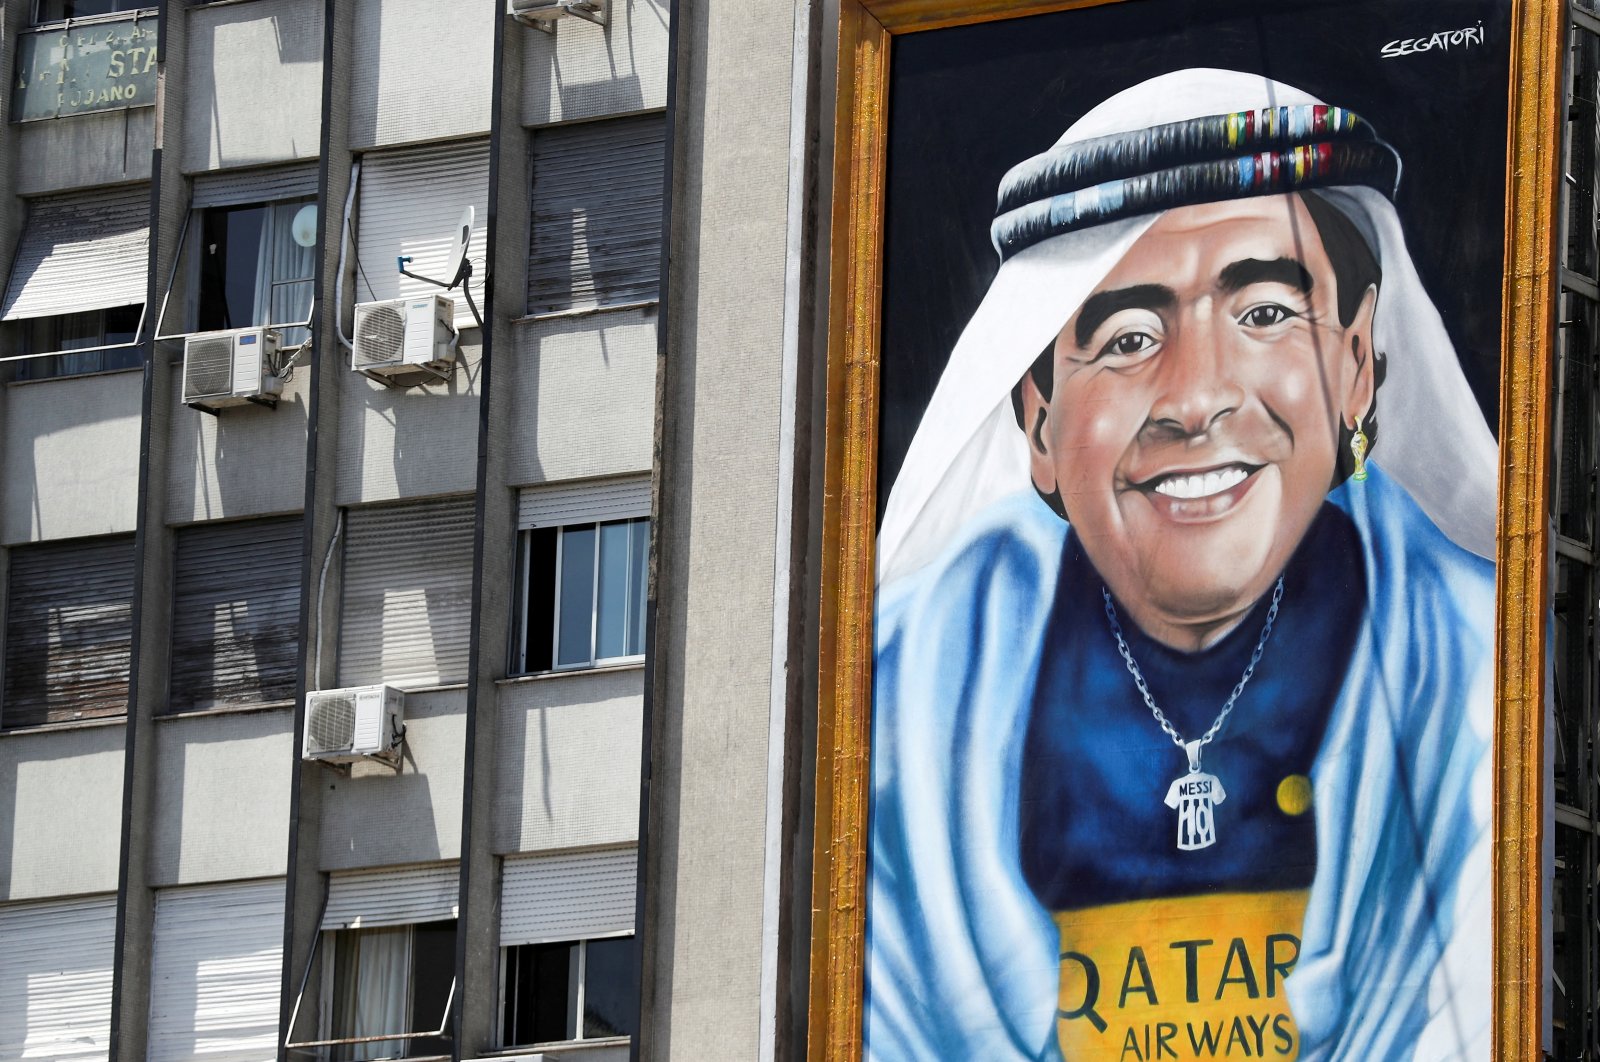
[[1350, 415, 1369, 482]]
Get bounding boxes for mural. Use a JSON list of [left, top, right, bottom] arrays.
[[864, 2, 1510, 1059]]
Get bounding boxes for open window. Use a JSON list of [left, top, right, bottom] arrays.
[[511, 478, 650, 674], [156, 164, 320, 349], [498, 847, 639, 1052], [290, 863, 460, 1060], [1, 185, 149, 380]]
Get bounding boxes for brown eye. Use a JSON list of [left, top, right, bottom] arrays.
[[1096, 330, 1158, 362], [1239, 304, 1295, 328]]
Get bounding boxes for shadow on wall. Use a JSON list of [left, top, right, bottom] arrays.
[[186, 375, 310, 522], [524, 0, 665, 122], [194, 5, 322, 169], [6, 372, 142, 544]]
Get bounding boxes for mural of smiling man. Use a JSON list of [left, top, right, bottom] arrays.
[[865, 69, 1497, 1062]]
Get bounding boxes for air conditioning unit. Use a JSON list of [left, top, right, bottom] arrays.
[[302, 684, 405, 766], [508, 0, 607, 30], [182, 327, 285, 412], [351, 295, 456, 385]]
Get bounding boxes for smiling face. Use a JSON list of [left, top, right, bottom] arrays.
[[1017, 195, 1377, 650]]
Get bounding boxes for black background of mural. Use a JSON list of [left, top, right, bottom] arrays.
[[876, 0, 1511, 518]]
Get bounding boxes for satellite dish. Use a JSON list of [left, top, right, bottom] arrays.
[[445, 205, 474, 287], [290, 204, 318, 248]]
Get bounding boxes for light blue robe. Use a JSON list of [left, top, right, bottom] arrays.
[[865, 464, 1494, 1061]]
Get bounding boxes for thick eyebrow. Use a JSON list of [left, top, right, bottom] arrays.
[[1217, 257, 1314, 295], [1073, 284, 1176, 348]]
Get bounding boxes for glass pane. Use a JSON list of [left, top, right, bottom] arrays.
[[331, 926, 410, 1062], [556, 526, 596, 666], [628, 519, 648, 656], [502, 942, 578, 1045], [595, 521, 632, 660], [197, 205, 267, 333], [582, 936, 639, 1039], [517, 527, 558, 673], [407, 920, 457, 1057], [267, 200, 316, 345]]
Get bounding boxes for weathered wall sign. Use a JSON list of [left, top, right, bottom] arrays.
[[11, 13, 158, 123]]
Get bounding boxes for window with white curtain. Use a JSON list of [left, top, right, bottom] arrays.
[[327, 920, 456, 1061], [194, 198, 317, 346]]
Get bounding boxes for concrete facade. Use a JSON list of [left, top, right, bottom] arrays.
[[0, 0, 837, 1055]]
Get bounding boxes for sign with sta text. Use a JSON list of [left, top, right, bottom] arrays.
[[12, 13, 158, 123]]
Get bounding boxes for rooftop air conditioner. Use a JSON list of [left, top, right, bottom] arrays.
[[302, 684, 405, 766], [352, 295, 456, 386], [508, 0, 607, 31], [182, 327, 285, 412]]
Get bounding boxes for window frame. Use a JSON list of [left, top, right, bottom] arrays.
[[316, 919, 458, 1060], [496, 934, 638, 1051], [11, 304, 146, 379], [30, 0, 154, 27], [510, 515, 649, 675], [154, 196, 318, 348]]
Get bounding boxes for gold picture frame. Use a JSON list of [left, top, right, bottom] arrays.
[[808, 0, 1561, 1059]]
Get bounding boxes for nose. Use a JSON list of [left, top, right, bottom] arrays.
[[1143, 306, 1246, 441]]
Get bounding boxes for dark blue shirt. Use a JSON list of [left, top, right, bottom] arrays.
[[1019, 503, 1364, 911]]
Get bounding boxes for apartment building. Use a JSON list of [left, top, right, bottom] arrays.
[[0, 0, 685, 1057]]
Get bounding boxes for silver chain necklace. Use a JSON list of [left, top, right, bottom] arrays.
[[1100, 576, 1284, 852]]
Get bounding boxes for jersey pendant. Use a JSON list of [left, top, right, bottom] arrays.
[[1162, 740, 1227, 851]]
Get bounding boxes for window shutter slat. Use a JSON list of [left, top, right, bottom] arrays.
[[528, 116, 665, 315], [518, 476, 651, 529], [170, 517, 303, 713], [356, 141, 489, 330], [0, 895, 116, 1059], [1, 185, 150, 321], [322, 863, 459, 930], [500, 846, 637, 946], [148, 880, 285, 1062], [338, 497, 475, 689], [4, 536, 137, 727]]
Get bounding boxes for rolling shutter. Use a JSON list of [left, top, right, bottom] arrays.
[[518, 476, 651, 529], [0, 895, 115, 1060], [148, 879, 285, 1062], [322, 862, 459, 930], [338, 497, 475, 689], [528, 116, 664, 315], [3, 535, 136, 728], [169, 516, 303, 713], [356, 141, 488, 329], [191, 163, 320, 210], [1, 184, 150, 321], [500, 846, 637, 946]]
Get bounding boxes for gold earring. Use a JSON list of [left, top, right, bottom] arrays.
[[1350, 415, 1369, 482]]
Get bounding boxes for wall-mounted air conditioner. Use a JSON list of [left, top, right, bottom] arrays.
[[302, 684, 405, 766], [351, 295, 456, 386], [182, 327, 285, 413], [508, 0, 607, 31]]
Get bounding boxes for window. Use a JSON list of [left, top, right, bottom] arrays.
[[328, 920, 456, 1061], [194, 199, 315, 345], [501, 936, 638, 1048], [34, 0, 147, 22], [167, 516, 302, 714], [3, 535, 136, 728], [14, 305, 142, 379], [2, 185, 149, 379], [528, 115, 665, 315], [513, 517, 647, 673]]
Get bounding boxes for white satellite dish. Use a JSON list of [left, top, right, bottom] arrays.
[[291, 204, 318, 248], [445, 205, 474, 287]]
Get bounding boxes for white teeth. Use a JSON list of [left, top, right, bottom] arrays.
[[1153, 466, 1249, 500]]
